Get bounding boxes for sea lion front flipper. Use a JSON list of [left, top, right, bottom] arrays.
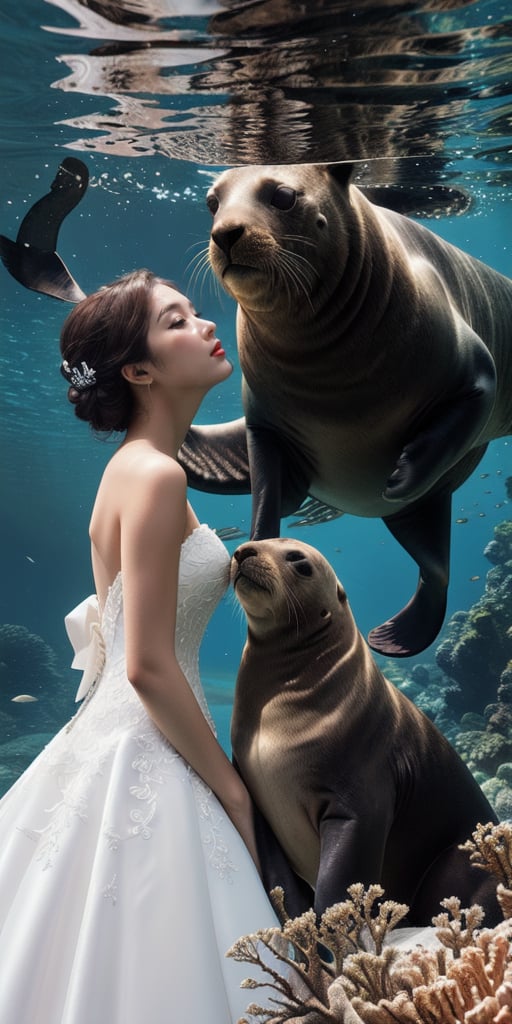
[[315, 816, 388, 917], [178, 418, 252, 493], [383, 316, 496, 504], [0, 157, 89, 302], [252, 801, 314, 919]]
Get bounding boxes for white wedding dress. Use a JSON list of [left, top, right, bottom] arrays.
[[0, 525, 280, 1024]]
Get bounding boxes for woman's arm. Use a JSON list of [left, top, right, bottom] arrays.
[[119, 454, 261, 869]]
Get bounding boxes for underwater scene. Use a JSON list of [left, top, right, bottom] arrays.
[[0, 0, 511, 832]]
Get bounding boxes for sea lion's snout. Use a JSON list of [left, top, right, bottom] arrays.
[[231, 543, 269, 595], [211, 224, 244, 259]]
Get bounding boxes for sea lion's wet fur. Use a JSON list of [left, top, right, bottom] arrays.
[[186, 162, 512, 657], [231, 538, 500, 925]]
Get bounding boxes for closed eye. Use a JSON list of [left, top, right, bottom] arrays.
[[285, 550, 313, 576]]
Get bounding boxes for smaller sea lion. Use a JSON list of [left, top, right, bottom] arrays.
[[231, 537, 500, 925]]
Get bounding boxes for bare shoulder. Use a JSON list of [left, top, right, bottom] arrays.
[[92, 445, 187, 534], [108, 444, 185, 494]]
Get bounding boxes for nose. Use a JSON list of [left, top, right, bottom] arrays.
[[201, 318, 216, 337], [211, 224, 244, 258], [233, 545, 258, 565]]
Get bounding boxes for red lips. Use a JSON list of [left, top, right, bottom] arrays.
[[211, 341, 225, 357]]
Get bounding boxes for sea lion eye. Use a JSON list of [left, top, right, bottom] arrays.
[[271, 186, 297, 211], [206, 194, 219, 215], [285, 550, 313, 576]]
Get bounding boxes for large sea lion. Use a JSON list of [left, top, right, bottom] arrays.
[[230, 537, 500, 925], [178, 162, 512, 657]]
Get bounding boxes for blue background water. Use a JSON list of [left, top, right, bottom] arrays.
[[0, 0, 510, 793]]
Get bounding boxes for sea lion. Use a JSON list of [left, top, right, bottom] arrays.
[[179, 161, 512, 657], [230, 537, 500, 925]]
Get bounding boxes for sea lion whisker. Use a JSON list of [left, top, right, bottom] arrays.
[[227, 587, 249, 628], [281, 233, 317, 250], [278, 251, 315, 311], [187, 249, 222, 305], [185, 246, 209, 274], [280, 575, 307, 635], [186, 246, 211, 288], [280, 246, 317, 285]]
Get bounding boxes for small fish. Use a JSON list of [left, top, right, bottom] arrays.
[[480, 473, 489, 478], [455, 517, 468, 524], [25, 555, 35, 563], [214, 526, 247, 541], [11, 694, 38, 703], [470, 575, 481, 582]]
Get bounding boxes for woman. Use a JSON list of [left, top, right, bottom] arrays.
[[0, 270, 279, 1023]]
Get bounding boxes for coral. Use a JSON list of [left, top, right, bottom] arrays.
[[435, 520, 512, 716], [231, 822, 512, 1024], [228, 885, 409, 1023], [485, 523, 512, 567], [455, 731, 512, 777], [495, 788, 512, 821]]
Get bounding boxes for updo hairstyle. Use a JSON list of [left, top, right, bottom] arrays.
[[60, 268, 172, 433]]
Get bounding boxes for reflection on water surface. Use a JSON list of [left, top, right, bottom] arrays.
[[46, 0, 511, 196]]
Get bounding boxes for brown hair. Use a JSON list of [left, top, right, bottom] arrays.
[[60, 268, 175, 433]]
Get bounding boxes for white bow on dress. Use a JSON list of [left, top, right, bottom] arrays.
[[64, 595, 106, 702]]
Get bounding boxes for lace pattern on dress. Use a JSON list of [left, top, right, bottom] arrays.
[[18, 526, 238, 883]]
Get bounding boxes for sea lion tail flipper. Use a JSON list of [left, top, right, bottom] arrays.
[[178, 419, 251, 493], [0, 157, 89, 302], [369, 487, 454, 657]]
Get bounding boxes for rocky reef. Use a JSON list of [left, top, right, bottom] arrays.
[[436, 519, 512, 717], [380, 518, 512, 822], [0, 623, 72, 792], [231, 821, 512, 1024]]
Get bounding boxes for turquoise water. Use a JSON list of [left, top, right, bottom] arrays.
[[0, 0, 511, 794]]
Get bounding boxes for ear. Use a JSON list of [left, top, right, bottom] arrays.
[[121, 364, 153, 385], [325, 162, 354, 189]]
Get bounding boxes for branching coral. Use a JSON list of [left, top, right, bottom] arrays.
[[231, 823, 512, 1024], [432, 898, 486, 956]]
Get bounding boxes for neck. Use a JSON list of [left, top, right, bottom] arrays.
[[124, 384, 206, 458]]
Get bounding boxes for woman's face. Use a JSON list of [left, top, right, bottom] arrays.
[[144, 283, 232, 391]]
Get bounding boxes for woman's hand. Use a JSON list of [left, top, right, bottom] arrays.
[[223, 784, 262, 876]]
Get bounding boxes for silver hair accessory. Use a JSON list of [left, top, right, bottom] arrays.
[[62, 359, 96, 391]]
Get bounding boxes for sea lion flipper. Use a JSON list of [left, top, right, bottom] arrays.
[[0, 157, 89, 302], [369, 487, 453, 657], [383, 320, 497, 504], [316, 817, 387, 915], [178, 419, 252, 493]]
